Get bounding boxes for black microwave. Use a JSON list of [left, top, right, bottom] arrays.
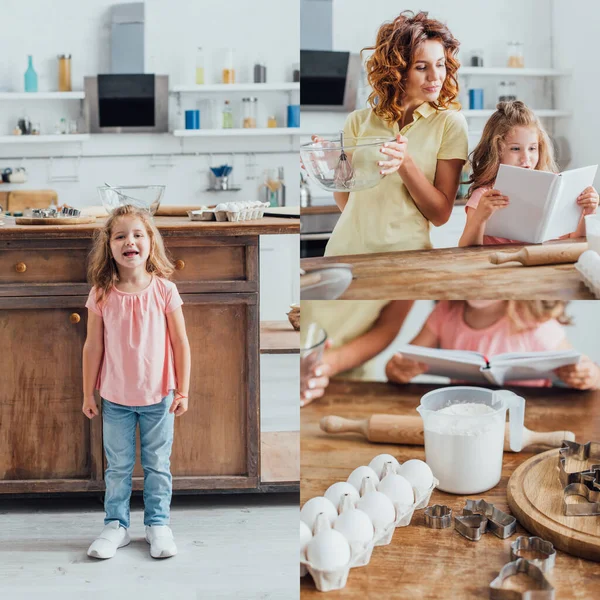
[[300, 50, 361, 112], [84, 74, 169, 133]]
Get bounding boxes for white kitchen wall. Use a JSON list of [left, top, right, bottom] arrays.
[[368, 300, 600, 381]]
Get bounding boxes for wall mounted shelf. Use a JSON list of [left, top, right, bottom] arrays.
[[0, 92, 85, 100]]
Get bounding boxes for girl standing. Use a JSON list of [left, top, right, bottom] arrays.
[[459, 101, 599, 246], [82, 205, 191, 560]]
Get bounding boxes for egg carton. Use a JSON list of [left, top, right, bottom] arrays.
[[575, 250, 600, 298], [300, 453, 437, 592], [214, 201, 268, 222]]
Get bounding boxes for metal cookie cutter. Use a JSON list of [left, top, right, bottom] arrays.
[[510, 536, 556, 573], [424, 504, 452, 529], [563, 482, 600, 516], [463, 499, 517, 539], [454, 514, 488, 541], [489, 558, 555, 600], [558, 440, 600, 487]]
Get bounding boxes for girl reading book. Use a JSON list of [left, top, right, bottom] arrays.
[[459, 101, 599, 246], [385, 300, 600, 389]]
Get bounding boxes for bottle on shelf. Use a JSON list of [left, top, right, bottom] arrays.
[[58, 54, 72, 92], [242, 97, 258, 128], [24, 55, 38, 93], [276, 166, 286, 207], [253, 61, 267, 83], [267, 115, 277, 128], [222, 48, 235, 84], [196, 47, 205, 84], [222, 100, 233, 129]]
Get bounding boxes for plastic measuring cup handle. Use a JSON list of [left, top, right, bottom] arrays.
[[495, 390, 525, 451]]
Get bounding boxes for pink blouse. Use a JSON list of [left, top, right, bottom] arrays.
[[424, 301, 567, 387], [465, 187, 522, 245], [86, 276, 183, 406]]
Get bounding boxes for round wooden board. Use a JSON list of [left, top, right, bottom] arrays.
[[507, 448, 600, 561], [15, 216, 96, 225]]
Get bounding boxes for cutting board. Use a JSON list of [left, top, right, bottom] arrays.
[[507, 448, 600, 561], [263, 206, 300, 218], [4, 190, 58, 212], [15, 216, 96, 225]]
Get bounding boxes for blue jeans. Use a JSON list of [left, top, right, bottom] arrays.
[[102, 393, 174, 528]]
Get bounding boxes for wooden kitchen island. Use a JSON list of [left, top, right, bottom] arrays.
[[300, 240, 595, 299], [301, 380, 600, 599], [0, 216, 299, 495]]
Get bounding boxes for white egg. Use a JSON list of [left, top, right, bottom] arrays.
[[397, 459, 434, 496], [306, 529, 351, 572], [333, 508, 374, 545], [356, 491, 396, 530], [324, 482, 360, 511], [300, 520, 312, 555], [368, 454, 401, 479], [300, 496, 338, 531], [377, 473, 414, 506], [215, 203, 227, 211], [347, 466, 379, 493]]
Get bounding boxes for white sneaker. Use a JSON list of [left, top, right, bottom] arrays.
[[87, 521, 130, 559], [145, 525, 177, 558]]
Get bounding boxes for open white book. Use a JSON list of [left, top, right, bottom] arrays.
[[397, 344, 581, 386], [485, 164, 598, 243]]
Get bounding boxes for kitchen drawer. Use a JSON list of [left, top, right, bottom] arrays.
[[0, 247, 89, 285]]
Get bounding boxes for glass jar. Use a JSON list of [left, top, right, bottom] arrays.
[[254, 62, 267, 83], [58, 54, 72, 92], [507, 81, 517, 101], [242, 97, 257, 128], [507, 42, 524, 68], [222, 48, 235, 84], [267, 115, 277, 128], [195, 47, 205, 84], [470, 49, 484, 67], [222, 100, 233, 129], [497, 81, 508, 103]]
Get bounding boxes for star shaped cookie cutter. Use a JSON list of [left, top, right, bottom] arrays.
[[463, 499, 517, 539], [489, 558, 555, 600], [510, 536, 556, 573]]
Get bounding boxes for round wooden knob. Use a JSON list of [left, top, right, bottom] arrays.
[[175, 259, 185, 270], [70, 313, 81, 324], [15, 262, 27, 273]]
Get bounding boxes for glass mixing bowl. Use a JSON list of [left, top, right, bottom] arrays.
[[97, 185, 165, 215], [300, 136, 395, 192]]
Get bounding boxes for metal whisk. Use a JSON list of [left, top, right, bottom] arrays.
[[333, 130, 354, 189]]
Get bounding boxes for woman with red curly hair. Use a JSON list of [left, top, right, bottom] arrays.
[[324, 10, 468, 256]]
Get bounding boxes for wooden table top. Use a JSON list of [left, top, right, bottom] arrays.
[[260, 320, 299, 354], [0, 216, 299, 239], [301, 380, 600, 599], [300, 240, 594, 300]]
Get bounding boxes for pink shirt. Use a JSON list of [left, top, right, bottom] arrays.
[[424, 301, 567, 387], [466, 187, 521, 245], [86, 276, 183, 406]]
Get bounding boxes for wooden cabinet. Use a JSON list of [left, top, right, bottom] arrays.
[[0, 218, 299, 495]]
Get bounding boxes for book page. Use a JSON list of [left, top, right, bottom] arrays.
[[543, 165, 598, 241], [487, 349, 581, 385], [397, 345, 488, 382], [486, 165, 557, 243]]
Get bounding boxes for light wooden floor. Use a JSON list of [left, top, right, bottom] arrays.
[[0, 493, 299, 600]]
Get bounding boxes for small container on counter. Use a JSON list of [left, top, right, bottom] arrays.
[[185, 109, 200, 130], [222, 48, 235, 84], [468, 89, 484, 110], [507, 41, 524, 68], [470, 49, 484, 67], [253, 62, 266, 83], [267, 115, 277, 128], [287, 104, 300, 127], [242, 97, 257, 128], [222, 100, 233, 129], [58, 54, 72, 92], [293, 62, 300, 82], [195, 47, 205, 84]]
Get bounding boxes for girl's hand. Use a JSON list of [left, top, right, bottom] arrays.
[[578, 186, 599, 215], [475, 189, 510, 220], [378, 135, 408, 175], [554, 356, 600, 390], [385, 353, 428, 384], [170, 391, 189, 416], [82, 395, 99, 419], [301, 340, 334, 408]]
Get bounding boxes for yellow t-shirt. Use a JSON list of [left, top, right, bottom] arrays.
[[325, 103, 468, 256]]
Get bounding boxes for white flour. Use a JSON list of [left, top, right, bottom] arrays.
[[424, 402, 504, 494]]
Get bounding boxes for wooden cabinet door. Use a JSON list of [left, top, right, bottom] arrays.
[[0, 296, 102, 493], [130, 293, 260, 491]]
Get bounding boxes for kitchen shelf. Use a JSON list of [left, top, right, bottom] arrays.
[[171, 83, 299, 93], [459, 68, 570, 77], [0, 134, 90, 144], [0, 92, 85, 100], [462, 110, 571, 118], [172, 128, 300, 137]]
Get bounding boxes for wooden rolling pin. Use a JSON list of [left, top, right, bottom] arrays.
[[489, 242, 588, 266], [320, 414, 575, 452]]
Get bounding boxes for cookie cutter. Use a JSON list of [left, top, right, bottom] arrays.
[[563, 482, 600, 516], [510, 536, 556, 573], [558, 440, 600, 487], [424, 504, 452, 529], [489, 558, 555, 600], [454, 514, 488, 541], [463, 499, 517, 539]]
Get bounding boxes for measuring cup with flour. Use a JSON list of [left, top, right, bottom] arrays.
[[417, 387, 525, 494]]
